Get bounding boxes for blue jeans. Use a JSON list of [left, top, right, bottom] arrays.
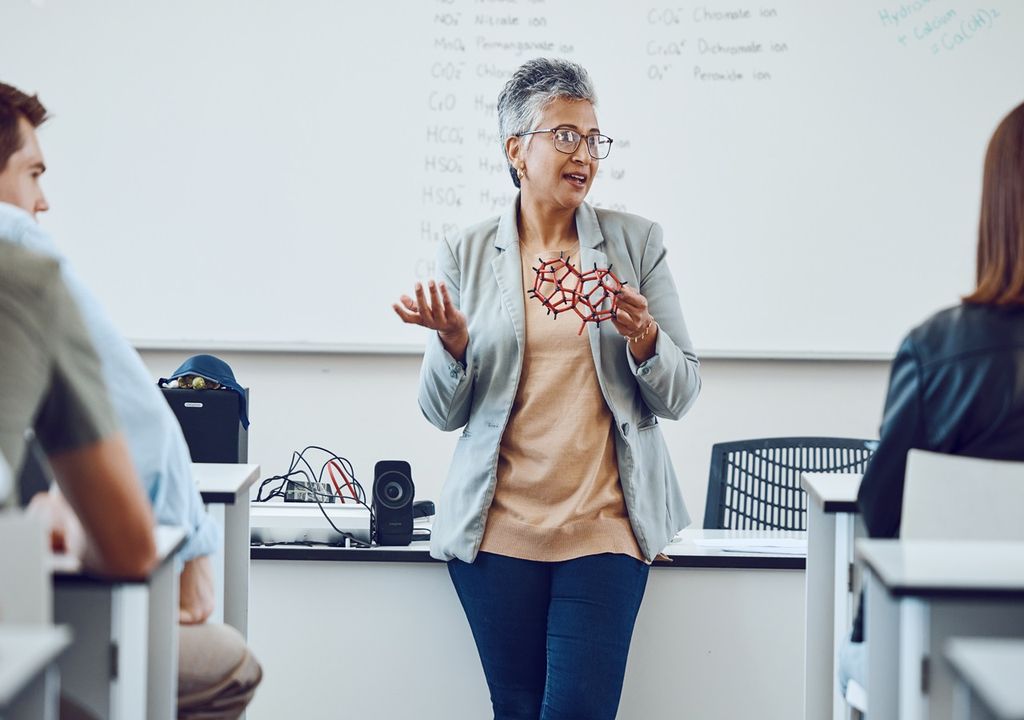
[[448, 551, 650, 720]]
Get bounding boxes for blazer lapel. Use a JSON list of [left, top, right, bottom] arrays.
[[492, 198, 526, 359], [575, 203, 608, 373]]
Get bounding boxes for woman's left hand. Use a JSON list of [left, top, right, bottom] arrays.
[[612, 285, 658, 360]]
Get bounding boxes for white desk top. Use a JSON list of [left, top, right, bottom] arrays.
[[193, 463, 260, 503], [664, 528, 805, 554], [946, 638, 1024, 720], [251, 528, 808, 569], [857, 539, 1024, 598], [50, 525, 187, 583], [800, 472, 862, 513], [0, 625, 72, 706]]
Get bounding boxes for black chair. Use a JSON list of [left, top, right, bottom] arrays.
[[703, 437, 877, 531]]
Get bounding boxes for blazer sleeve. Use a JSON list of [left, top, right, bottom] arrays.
[[857, 335, 928, 538], [417, 234, 475, 432], [626, 221, 702, 420]]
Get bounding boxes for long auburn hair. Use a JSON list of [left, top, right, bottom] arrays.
[[964, 100, 1024, 306]]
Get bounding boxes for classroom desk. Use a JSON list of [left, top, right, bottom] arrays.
[[193, 463, 260, 638], [947, 638, 1024, 720], [801, 471, 862, 720], [0, 625, 71, 720], [858, 540, 1024, 720], [0, 511, 49, 625], [52, 526, 185, 720], [246, 528, 806, 720]]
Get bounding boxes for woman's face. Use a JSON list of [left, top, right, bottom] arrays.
[[510, 97, 601, 212]]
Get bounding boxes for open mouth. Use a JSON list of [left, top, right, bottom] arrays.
[[565, 173, 587, 186]]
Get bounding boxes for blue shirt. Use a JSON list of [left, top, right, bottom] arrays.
[[0, 202, 219, 563]]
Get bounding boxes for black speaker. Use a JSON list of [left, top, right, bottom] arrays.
[[161, 387, 249, 463], [373, 460, 414, 546]]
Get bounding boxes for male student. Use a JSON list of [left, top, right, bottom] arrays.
[[0, 81, 261, 718]]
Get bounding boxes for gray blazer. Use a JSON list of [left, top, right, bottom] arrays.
[[420, 198, 701, 563]]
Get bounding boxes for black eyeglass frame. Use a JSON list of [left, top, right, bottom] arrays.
[[515, 127, 614, 160]]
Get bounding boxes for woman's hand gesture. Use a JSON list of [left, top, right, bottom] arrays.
[[393, 280, 469, 361], [611, 284, 658, 361]]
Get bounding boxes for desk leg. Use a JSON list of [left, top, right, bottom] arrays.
[[899, 599, 928, 720], [204, 503, 227, 626], [804, 499, 837, 720], [44, 665, 61, 720], [56, 584, 147, 720], [865, 569, 900, 719], [147, 559, 179, 720], [832, 513, 855, 720], [223, 493, 250, 638]]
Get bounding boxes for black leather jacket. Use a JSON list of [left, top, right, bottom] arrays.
[[857, 303, 1024, 539], [852, 303, 1024, 641]]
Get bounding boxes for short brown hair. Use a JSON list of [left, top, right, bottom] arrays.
[[0, 82, 49, 174], [964, 100, 1024, 306]]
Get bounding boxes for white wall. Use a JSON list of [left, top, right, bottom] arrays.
[[140, 351, 891, 517]]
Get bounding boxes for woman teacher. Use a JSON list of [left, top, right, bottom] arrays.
[[394, 57, 701, 720]]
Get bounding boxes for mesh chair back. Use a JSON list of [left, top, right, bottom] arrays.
[[703, 437, 877, 530]]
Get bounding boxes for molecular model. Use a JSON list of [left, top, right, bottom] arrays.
[[529, 255, 625, 335]]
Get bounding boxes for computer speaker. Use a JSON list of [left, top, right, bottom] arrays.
[[373, 460, 415, 546]]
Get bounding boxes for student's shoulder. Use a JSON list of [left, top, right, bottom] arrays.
[[0, 242, 64, 309], [905, 303, 1024, 369]]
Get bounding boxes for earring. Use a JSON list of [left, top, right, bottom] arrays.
[[517, 165, 526, 181]]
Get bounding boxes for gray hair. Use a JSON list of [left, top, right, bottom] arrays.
[[497, 58, 597, 188]]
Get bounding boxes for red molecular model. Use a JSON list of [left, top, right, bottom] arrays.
[[529, 255, 625, 335]]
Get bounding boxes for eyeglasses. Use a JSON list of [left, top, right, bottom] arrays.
[[516, 127, 613, 160]]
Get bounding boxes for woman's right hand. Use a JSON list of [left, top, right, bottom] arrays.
[[393, 280, 468, 361]]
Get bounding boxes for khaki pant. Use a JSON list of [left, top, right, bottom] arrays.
[[61, 622, 262, 720], [178, 623, 262, 719]]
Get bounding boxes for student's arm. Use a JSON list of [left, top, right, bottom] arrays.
[[857, 336, 927, 538], [49, 435, 157, 578], [16, 256, 158, 576], [179, 555, 216, 624], [1, 247, 156, 575]]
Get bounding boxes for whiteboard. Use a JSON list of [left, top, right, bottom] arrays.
[[2, 0, 1021, 358]]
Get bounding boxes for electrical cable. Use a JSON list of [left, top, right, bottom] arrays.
[[326, 461, 346, 503], [331, 459, 358, 501], [253, 445, 375, 548]]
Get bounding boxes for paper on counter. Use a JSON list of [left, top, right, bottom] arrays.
[[692, 537, 807, 556]]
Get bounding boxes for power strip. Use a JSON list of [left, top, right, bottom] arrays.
[[250, 502, 371, 544], [284, 480, 336, 503]]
